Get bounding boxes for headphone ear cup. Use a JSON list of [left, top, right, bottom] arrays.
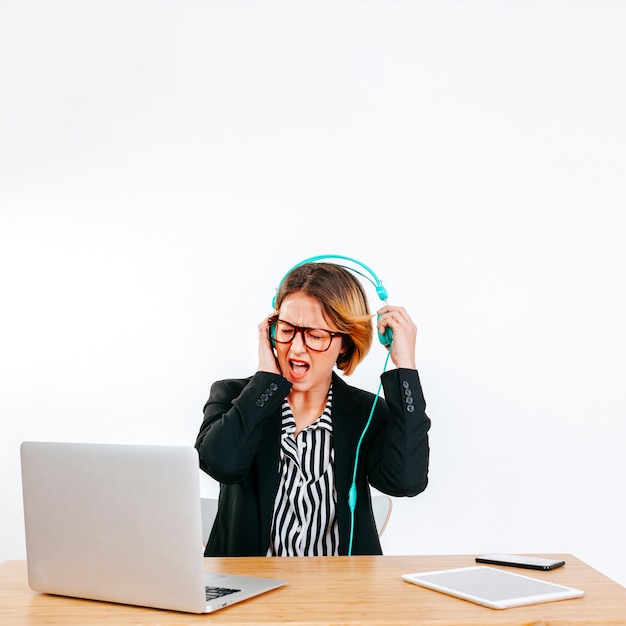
[[377, 314, 394, 347], [269, 319, 277, 349]]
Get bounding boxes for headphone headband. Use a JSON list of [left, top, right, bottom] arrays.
[[271, 254, 388, 309]]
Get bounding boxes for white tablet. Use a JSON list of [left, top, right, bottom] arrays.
[[402, 565, 584, 610]]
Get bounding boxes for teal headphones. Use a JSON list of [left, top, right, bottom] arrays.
[[271, 254, 394, 555], [271, 254, 393, 347]]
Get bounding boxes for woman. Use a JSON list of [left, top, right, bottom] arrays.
[[195, 261, 430, 556]]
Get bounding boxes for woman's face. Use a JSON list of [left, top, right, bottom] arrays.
[[275, 292, 345, 393]]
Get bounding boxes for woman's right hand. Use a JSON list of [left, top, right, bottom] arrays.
[[257, 314, 282, 375]]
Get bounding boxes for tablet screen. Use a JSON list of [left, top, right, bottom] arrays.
[[402, 566, 584, 610]]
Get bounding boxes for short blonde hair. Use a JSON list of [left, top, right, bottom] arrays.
[[274, 263, 373, 375]]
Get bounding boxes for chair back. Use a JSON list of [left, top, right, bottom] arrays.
[[200, 497, 218, 547], [371, 494, 393, 537]]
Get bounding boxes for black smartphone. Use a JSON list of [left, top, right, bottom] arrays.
[[475, 553, 565, 571]]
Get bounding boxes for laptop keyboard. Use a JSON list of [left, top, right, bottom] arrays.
[[205, 586, 241, 601]]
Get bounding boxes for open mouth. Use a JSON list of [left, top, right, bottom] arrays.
[[289, 359, 309, 380]]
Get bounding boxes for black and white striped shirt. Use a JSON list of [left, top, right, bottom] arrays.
[[267, 388, 339, 556]]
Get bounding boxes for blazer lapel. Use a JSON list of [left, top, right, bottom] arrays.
[[330, 374, 369, 530]]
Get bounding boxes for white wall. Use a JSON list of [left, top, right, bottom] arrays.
[[1, 0, 625, 586]]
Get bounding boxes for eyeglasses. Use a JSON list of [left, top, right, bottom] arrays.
[[271, 318, 342, 352]]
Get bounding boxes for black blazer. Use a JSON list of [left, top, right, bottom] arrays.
[[195, 368, 430, 556]]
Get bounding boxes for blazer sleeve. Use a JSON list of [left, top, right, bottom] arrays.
[[195, 372, 291, 484], [365, 368, 431, 497]]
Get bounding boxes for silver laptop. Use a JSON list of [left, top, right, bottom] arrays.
[[20, 441, 286, 613]]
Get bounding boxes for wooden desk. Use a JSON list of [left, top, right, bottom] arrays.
[[1, 554, 625, 625]]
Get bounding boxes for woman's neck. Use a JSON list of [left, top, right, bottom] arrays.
[[288, 384, 330, 437]]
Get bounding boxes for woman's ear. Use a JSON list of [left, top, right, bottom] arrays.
[[338, 337, 348, 355]]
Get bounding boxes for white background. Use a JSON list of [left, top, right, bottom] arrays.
[[1, 0, 625, 586]]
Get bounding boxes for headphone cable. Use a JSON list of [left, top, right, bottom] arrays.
[[347, 344, 393, 556]]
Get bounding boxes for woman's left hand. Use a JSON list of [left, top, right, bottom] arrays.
[[376, 305, 417, 369]]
